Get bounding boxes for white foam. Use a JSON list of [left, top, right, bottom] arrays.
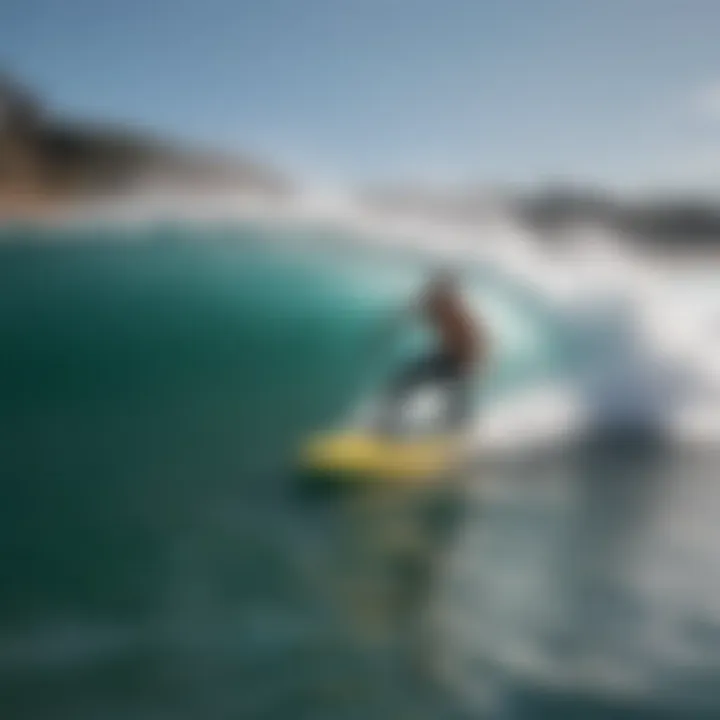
[[473, 382, 587, 453]]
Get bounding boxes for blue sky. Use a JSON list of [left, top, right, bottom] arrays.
[[2, 0, 720, 189]]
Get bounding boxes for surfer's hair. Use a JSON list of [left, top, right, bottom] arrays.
[[431, 267, 460, 289]]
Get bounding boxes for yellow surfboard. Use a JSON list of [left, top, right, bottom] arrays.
[[299, 431, 462, 481]]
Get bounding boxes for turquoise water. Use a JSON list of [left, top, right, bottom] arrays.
[[2, 223, 720, 719], [0, 224, 483, 718]]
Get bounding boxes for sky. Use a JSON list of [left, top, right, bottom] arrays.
[[2, 0, 720, 191]]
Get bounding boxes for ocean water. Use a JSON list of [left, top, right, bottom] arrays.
[[1, 221, 720, 719]]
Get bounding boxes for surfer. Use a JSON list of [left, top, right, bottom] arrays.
[[377, 270, 487, 435]]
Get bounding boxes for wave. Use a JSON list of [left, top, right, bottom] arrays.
[[5, 189, 720, 448]]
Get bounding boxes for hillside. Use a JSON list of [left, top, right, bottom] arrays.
[[0, 74, 292, 213]]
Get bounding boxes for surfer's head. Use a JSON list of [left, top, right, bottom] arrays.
[[428, 268, 459, 297], [421, 269, 461, 315]]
